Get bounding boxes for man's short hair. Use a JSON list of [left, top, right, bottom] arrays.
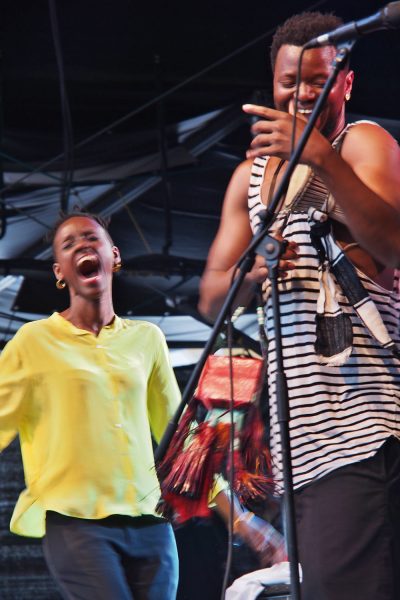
[[270, 12, 344, 70]]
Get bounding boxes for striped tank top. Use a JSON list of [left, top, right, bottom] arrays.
[[249, 123, 400, 492]]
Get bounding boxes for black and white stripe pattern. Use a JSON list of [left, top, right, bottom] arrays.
[[249, 153, 400, 492]]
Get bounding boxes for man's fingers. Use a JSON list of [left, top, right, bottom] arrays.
[[284, 247, 299, 260], [242, 103, 276, 119]]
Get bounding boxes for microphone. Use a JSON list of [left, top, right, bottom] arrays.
[[304, 2, 400, 48]]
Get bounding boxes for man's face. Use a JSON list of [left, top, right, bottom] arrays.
[[273, 44, 354, 141]]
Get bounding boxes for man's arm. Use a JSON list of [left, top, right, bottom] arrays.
[[198, 157, 289, 323], [199, 156, 298, 322], [198, 159, 260, 322], [315, 122, 400, 267], [244, 104, 400, 268]]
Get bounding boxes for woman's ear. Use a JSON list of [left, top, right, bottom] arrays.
[[53, 262, 63, 281], [112, 246, 122, 271]]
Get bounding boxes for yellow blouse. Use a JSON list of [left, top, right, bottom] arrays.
[[0, 312, 181, 537]]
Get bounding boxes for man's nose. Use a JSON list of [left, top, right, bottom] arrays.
[[298, 82, 317, 100]]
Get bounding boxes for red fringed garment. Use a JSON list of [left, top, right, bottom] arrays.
[[157, 355, 274, 523]]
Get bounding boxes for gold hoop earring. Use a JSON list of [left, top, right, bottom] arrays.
[[345, 92, 351, 102], [56, 279, 66, 290], [112, 262, 122, 273]]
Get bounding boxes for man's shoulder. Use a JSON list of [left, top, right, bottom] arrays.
[[225, 158, 256, 210], [342, 120, 399, 161], [345, 120, 394, 142], [234, 157, 255, 179]]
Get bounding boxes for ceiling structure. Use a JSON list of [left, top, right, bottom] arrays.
[[1, 0, 399, 355]]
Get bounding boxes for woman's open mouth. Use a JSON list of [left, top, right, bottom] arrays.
[[76, 255, 100, 282]]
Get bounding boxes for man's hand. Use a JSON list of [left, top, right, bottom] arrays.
[[242, 103, 330, 167], [248, 236, 299, 286]]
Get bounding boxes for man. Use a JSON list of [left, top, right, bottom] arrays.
[[199, 12, 400, 600]]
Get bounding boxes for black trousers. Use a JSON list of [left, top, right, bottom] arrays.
[[294, 436, 400, 600], [42, 513, 178, 600]]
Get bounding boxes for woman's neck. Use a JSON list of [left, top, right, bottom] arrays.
[[60, 297, 115, 336]]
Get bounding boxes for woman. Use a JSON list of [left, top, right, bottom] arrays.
[[0, 212, 180, 599]]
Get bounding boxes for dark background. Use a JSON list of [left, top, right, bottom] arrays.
[[1, 0, 399, 327], [0, 1, 399, 597]]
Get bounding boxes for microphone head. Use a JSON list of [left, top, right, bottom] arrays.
[[384, 2, 400, 28], [303, 2, 400, 49]]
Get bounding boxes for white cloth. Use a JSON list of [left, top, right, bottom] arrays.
[[225, 562, 302, 600]]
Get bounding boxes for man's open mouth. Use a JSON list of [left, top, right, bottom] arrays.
[[297, 107, 313, 115]]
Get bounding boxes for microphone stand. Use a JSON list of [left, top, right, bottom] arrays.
[[155, 43, 353, 600]]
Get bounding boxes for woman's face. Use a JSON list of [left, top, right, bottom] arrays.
[[52, 216, 120, 300], [273, 44, 354, 141]]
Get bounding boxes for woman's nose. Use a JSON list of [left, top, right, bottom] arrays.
[[75, 236, 92, 251]]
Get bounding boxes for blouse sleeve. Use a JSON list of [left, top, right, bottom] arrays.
[[0, 334, 29, 451], [146, 327, 181, 444]]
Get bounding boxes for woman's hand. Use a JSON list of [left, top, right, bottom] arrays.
[[234, 511, 288, 567]]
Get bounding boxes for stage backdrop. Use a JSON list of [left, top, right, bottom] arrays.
[[0, 439, 61, 599]]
